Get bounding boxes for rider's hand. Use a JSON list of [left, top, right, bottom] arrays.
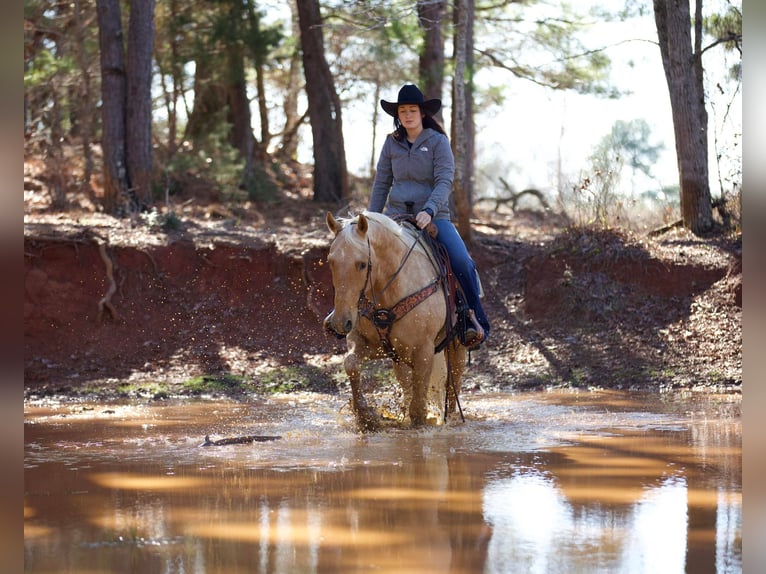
[[415, 210, 432, 229]]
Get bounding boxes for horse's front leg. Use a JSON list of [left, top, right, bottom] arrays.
[[393, 361, 414, 421], [407, 345, 435, 427], [344, 335, 379, 432], [395, 357, 444, 426]]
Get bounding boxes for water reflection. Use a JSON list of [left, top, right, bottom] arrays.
[[24, 391, 741, 573], [483, 472, 692, 573]]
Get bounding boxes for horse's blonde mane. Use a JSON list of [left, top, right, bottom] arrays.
[[338, 210, 404, 249], [362, 210, 404, 236]]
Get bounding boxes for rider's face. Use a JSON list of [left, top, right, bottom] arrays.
[[397, 105, 424, 129]]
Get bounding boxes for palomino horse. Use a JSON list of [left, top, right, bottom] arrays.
[[324, 211, 467, 431]]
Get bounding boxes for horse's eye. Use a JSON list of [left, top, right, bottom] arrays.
[[356, 261, 367, 271]]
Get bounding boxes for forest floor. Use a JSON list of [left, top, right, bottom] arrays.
[[23, 171, 742, 401]]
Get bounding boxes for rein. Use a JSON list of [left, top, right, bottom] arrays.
[[370, 230, 422, 303]]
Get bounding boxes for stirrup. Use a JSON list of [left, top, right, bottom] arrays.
[[464, 325, 484, 349], [462, 309, 485, 349]]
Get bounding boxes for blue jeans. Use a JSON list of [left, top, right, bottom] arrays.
[[433, 219, 490, 338]]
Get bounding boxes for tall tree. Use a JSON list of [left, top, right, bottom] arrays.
[[26, 1, 102, 208], [153, 0, 189, 160], [276, 2, 303, 161], [126, 0, 155, 208], [320, 3, 418, 178], [246, 2, 281, 151], [182, 0, 282, 191], [653, 0, 712, 234], [417, 0, 445, 113], [96, 0, 129, 214], [96, 0, 155, 214], [296, 0, 348, 203], [462, 0, 476, 219], [451, 0, 472, 241], [183, 38, 229, 152], [72, 0, 96, 192], [452, 0, 482, 239], [222, 1, 257, 187]]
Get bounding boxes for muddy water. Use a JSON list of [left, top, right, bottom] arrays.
[[24, 390, 741, 573]]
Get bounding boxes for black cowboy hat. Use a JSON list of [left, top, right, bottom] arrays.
[[380, 84, 442, 117]]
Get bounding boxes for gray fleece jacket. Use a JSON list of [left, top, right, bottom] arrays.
[[368, 128, 454, 220]]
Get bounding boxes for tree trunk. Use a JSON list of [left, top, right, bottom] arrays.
[[224, 40, 256, 187], [246, 0, 271, 150], [126, 0, 155, 209], [48, 78, 67, 210], [369, 81, 381, 177], [464, 0, 476, 209], [451, 0, 472, 241], [417, 0, 445, 122], [158, 0, 182, 159], [184, 57, 225, 147], [277, 0, 302, 161], [653, 0, 712, 234], [96, 0, 129, 214], [73, 0, 95, 193], [255, 61, 270, 148], [296, 0, 348, 203]]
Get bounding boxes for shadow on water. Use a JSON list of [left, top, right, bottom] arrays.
[[24, 390, 741, 573]]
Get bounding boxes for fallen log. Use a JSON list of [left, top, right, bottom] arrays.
[[200, 434, 282, 447]]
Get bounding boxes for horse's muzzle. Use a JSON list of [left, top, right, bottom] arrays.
[[323, 309, 349, 339]]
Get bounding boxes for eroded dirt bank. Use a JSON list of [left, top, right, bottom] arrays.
[[23, 209, 742, 396], [24, 221, 341, 392]]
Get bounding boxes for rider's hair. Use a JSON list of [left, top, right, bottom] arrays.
[[392, 111, 448, 140]]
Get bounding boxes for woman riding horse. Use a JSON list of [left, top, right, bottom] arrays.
[[369, 83, 490, 349], [324, 211, 466, 430]]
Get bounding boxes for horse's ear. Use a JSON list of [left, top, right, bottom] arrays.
[[326, 211, 342, 236], [357, 213, 369, 235]]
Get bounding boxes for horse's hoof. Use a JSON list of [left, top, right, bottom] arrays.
[[361, 421, 379, 433], [360, 416, 380, 432], [356, 408, 380, 432], [425, 414, 444, 426], [409, 408, 429, 427]]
